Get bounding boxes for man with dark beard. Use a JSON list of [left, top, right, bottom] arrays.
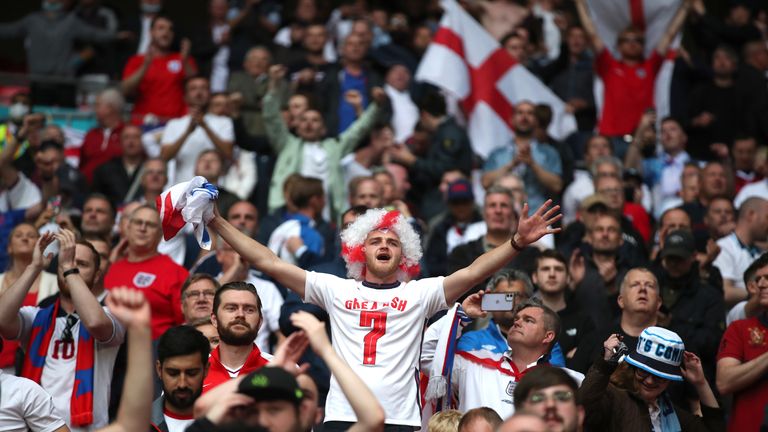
[[203, 281, 271, 391], [151, 325, 211, 432]]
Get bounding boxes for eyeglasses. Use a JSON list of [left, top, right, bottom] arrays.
[[634, 368, 669, 383], [184, 290, 216, 299], [526, 390, 574, 405], [130, 218, 159, 229]]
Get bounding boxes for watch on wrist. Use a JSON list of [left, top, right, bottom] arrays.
[[510, 234, 525, 251]]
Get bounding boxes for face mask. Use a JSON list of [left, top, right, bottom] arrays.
[[8, 103, 29, 122], [141, 2, 162, 14], [42, 1, 63, 12]]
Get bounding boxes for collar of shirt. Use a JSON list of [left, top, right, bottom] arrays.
[[662, 151, 689, 166]]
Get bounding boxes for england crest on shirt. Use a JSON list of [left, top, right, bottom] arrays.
[[167, 59, 182, 73], [133, 272, 157, 288], [506, 380, 516, 397]]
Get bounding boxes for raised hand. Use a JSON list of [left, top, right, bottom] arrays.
[[602, 333, 622, 361], [268, 64, 287, 83], [680, 351, 707, 386], [105, 287, 151, 329], [32, 232, 56, 270], [269, 330, 310, 376], [514, 200, 562, 246], [461, 290, 487, 319], [56, 229, 77, 271], [290, 311, 332, 357], [344, 89, 363, 110], [370, 86, 387, 104]]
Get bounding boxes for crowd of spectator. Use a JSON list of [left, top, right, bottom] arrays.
[[1, 0, 768, 431]]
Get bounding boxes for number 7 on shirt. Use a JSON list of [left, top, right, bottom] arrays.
[[360, 311, 387, 365]]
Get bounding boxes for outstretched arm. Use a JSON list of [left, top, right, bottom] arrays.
[[656, 0, 692, 55], [573, 0, 605, 53], [291, 312, 385, 432], [443, 200, 561, 303], [0, 234, 54, 340], [96, 288, 153, 432], [208, 211, 307, 297]]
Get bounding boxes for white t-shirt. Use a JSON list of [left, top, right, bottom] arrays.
[[161, 114, 234, 184], [304, 272, 448, 426], [384, 84, 419, 143], [245, 270, 284, 353], [734, 180, 768, 209], [164, 414, 194, 432], [713, 232, 763, 291], [0, 371, 67, 432], [14, 305, 126, 431], [561, 170, 594, 226], [0, 172, 42, 212], [726, 301, 747, 327]]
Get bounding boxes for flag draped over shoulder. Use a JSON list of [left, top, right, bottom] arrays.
[[415, 0, 577, 159], [156, 176, 218, 250], [586, 0, 682, 120]]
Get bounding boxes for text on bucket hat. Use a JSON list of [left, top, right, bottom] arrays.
[[625, 326, 685, 381]]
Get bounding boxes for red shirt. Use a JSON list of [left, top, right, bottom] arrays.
[[596, 48, 664, 136], [104, 254, 188, 339], [623, 202, 651, 244], [0, 291, 37, 368], [203, 344, 271, 392], [717, 316, 768, 432], [79, 123, 124, 184], [122, 53, 196, 124]]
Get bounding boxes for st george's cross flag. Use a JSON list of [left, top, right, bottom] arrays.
[[415, 0, 577, 159], [156, 176, 218, 250]]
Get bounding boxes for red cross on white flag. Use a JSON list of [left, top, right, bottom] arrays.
[[415, 0, 577, 159]]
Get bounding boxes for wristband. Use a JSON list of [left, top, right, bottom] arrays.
[[62, 268, 80, 277], [510, 234, 525, 251]]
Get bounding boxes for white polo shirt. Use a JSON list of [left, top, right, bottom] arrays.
[[0, 370, 66, 432]]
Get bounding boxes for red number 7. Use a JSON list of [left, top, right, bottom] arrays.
[[360, 311, 387, 365]]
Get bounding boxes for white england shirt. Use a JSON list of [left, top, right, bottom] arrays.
[[304, 272, 448, 426], [15, 305, 125, 431], [0, 370, 67, 432]]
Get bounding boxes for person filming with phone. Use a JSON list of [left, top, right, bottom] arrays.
[[421, 271, 584, 420]]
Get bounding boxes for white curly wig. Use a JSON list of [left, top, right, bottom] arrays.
[[340, 208, 422, 281]]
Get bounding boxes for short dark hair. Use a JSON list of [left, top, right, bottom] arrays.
[[745, 252, 768, 287], [157, 325, 211, 365], [182, 273, 221, 298], [213, 281, 262, 316], [516, 299, 560, 348], [513, 366, 579, 409], [84, 193, 117, 219], [536, 249, 568, 274], [660, 116, 683, 128], [289, 176, 324, 209], [458, 407, 502, 432], [418, 91, 446, 117], [150, 14, 172, 30], [77, 240, 101, 274]]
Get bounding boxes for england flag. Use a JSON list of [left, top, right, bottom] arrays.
[[415, 0, 577, 159]]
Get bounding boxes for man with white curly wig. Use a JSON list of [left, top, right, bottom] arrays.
[[207, 200, 561, 431]]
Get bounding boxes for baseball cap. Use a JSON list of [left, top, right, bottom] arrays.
[[238, 367, 304, 404], [625, 327, 685, 381], [579, 194, 609, 212], [446, 179, 474, 202], [661, 230, 694, 259]]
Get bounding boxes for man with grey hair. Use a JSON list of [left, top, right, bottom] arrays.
[[449, 186, 540, 301], [570, 267, 661, 373], [80, 87, 126, 183], [422, 295, 583, 419]]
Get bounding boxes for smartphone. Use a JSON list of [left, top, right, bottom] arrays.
[[481, 293, 516, 311]]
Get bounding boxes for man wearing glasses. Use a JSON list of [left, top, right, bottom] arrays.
[[180, 274, 220, 324], [513, 366, 584, 432], [104, 205, 189, 340]]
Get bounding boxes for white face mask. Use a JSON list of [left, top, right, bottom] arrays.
[[8, 103, 29, 122]]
